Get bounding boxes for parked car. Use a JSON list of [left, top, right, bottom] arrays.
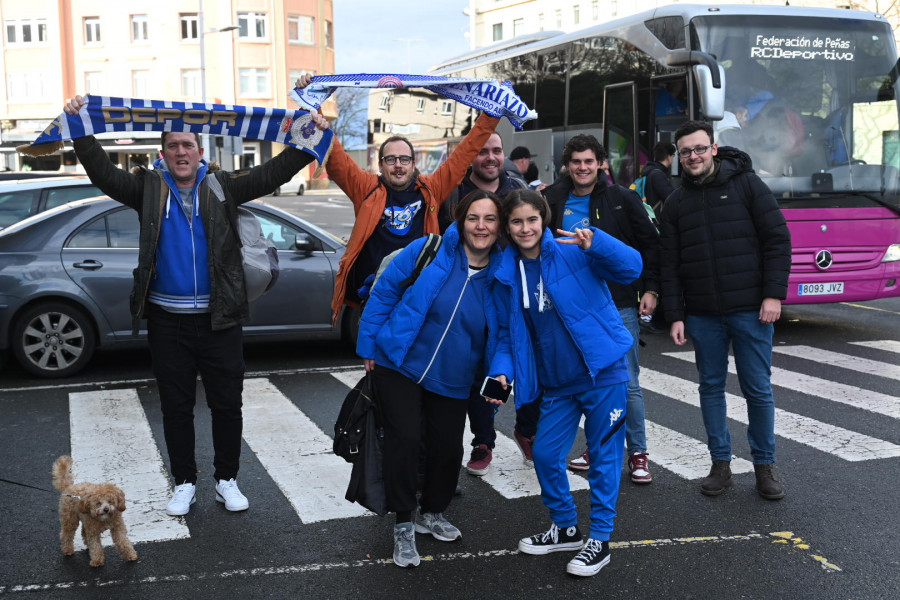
[[0, 197, 357, 378], [273, 170, 307, 196], [0, 176, 103, 230]]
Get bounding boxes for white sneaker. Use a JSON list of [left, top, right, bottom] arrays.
[[215, 478, 249, 511], [166, 483, 196, 516]]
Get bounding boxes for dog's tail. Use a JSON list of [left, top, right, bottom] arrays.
[[52, 455, 74, 492]]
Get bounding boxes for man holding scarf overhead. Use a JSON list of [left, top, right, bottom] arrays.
[[294, 75, 502, 324], [61, 94, 318, 518]]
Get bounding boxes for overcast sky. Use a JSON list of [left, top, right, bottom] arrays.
[[333, 0, 471, 74]]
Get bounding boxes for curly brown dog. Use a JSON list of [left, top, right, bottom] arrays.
[[51, 455, 138, 567]]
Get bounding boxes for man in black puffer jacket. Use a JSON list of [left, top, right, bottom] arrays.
[[659, 120, 791, 501]]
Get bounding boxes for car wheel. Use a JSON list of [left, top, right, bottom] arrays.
[[297, 184, 305, 196], [12, 302, 96, 378], [341, 306, 360, 348], [273, 186, 281, 196]]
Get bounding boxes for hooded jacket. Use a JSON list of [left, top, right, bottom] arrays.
[[326, 113, 500, 323], [356, 223, 501, 399], [658, 146, 791, 322], [73, 135, 313, 332], [543, 174, 660, 309], [640, 160, 675, 211], [489, 227, 642, 407], [438, 167, 526, 232]]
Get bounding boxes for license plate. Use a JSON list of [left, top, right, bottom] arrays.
[[798, 282, 844, 296]]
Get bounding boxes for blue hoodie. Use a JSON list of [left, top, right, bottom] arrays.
[[489, 227, 642, 408], [356, 223, 501, 399], [147, 157, 211, 311]]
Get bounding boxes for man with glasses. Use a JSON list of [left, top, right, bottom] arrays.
[[542, 134, 661, 486], [658, 121, 791, 500], [294, 75, 500, 323]]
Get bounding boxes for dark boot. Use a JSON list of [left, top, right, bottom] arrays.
[[754, 463, 785, 500], [700, 460, 733, 496]]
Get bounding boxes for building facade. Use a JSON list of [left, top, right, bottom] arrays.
[[0, 0, 334, 172]]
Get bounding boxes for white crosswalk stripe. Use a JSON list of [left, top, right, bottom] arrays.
[[58, 339, 899, 541], [773, 345, 900, 380], [68, 388, 189, 546], [241, 377, 368, 523], [850, 340, 900, 355], [657, 355, 900, 461]]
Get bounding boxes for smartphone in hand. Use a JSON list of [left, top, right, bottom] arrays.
[[481, 376, 512, 403]]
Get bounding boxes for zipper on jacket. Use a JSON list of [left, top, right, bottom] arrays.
[[416, 273, 471, 385], [701, 188, 723, 314]]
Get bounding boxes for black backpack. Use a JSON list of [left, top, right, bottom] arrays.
[[333, 372, 377, 463]]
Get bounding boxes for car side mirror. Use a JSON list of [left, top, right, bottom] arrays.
[[295, 232, 316, 253]]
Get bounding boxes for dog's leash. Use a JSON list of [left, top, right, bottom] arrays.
[[0, 477, 81, 499]]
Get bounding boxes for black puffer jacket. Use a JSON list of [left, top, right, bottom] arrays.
[[74, 136, 312, 333], [658, 147, 791, 322]]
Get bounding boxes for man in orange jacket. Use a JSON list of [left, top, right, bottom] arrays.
[[297, 75, 500, 325]]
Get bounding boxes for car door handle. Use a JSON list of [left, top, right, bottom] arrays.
[[73, 260, 103, 270]]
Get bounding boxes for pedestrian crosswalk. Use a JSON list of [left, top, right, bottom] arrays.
[[60, 339, 899, 547]]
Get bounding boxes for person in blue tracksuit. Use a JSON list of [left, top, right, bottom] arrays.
[[357, 190, 503, 569], [486, 189, 642, 577]]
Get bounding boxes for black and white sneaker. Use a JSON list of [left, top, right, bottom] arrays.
[[566, 538, 610, 577], [518, 523, 583, 555]]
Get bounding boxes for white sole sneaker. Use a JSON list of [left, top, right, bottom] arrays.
[[566, 553, 610, 576]]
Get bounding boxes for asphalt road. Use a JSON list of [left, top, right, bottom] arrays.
[[1, 190, 898, 598]]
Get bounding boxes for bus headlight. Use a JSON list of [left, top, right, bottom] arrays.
[[884, 244, 900, 262]]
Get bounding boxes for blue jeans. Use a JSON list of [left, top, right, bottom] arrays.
[[618, 307, 646, 454], [685, 311, 776, 465]]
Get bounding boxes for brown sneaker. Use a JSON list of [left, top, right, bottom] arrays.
[[465, 444, 492, 476], [628, 452, 653, 484], [754, 463, 785, 500], [567, 449, 590, 471], [700, 460, 732, 496], [513, 430, 535, 466]]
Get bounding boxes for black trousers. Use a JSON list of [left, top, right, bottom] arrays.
[[147, 305, 245, 484], [372, 365, 467, 516]]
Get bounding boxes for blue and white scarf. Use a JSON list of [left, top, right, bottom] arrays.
[[18, 95, 334, 166], [290, 74, 537, 129]]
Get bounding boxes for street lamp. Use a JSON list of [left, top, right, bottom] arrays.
[[198, 1, 237, 163]]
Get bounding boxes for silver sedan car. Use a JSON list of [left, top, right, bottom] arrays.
[[0, 197, 357, 378]]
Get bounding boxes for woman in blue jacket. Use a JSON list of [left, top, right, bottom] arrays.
[[487, 189, 642, 577], [357, 189, 502, 569]]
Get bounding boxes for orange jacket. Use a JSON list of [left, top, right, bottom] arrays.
[[328, 113, 500, 323]]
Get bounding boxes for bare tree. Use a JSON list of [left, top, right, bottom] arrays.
[[332, 87, 370, 150]]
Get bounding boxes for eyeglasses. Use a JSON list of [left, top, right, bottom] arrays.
[[677, 145, 713, 159], [381, 155, 413, 166]]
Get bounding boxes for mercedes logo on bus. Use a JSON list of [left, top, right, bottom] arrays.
[[815, 249, 834, 270]]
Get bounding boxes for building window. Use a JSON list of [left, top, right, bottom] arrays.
[[85, 71, 103, 95], [592, 0, 599, 21], [84, 17, 101, 44], [181, 69, 200, 98], [132, 70, 150, 97], [288, 15, 315, 44], [513, 18, 524, 37], [492, 23, 502, 42], [416, 98, 425, 113], [324, 20, 333, 48], [180, 13, 198, 40], [7, 72, 45, 101], [131, 14, 148, 42], [238, 12, 267, 40], [555, 10, 562, 28], [440, 100, 453, 116], [573, 5, 580, 25], [378, 94, 391, 111], [239, 68, 270, 96], [611, 0, 618, 17], [538, 13, 544, 31], [5, 18, 47, 45]]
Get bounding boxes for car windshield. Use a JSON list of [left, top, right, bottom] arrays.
[[692, 15, 900, 206]]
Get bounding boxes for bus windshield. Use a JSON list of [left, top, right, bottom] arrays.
[[691, 15, 900, 206]]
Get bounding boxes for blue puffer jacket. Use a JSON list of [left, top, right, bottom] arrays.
[[357, 223, 501, 398], [489, 227, 642, 408]]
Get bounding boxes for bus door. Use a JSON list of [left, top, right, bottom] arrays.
[[603, 82, 638, 187]]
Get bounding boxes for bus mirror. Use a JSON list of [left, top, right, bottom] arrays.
[[694, 64, 725, 121]]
